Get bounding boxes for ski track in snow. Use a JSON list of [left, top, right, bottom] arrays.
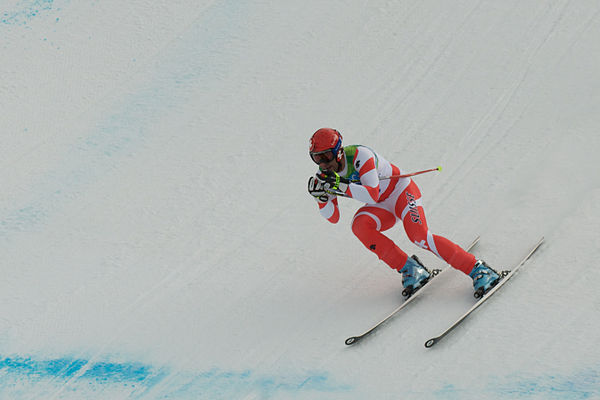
[[1, 0, 600, 399]]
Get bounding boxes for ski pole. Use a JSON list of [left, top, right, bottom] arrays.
[[348, 166, 442, 183], [323, 166, 443, 196], [384, 166, 442, 179]]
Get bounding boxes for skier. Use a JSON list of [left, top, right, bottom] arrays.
[[307, 128, 499, 298]]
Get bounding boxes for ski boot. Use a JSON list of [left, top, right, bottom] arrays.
[[469, 260, 501, 299], [398, 255, 431, 298]]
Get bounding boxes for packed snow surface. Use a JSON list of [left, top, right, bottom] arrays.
[[1, 1, 599, 399]]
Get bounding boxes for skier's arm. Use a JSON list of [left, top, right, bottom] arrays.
[[316, 194, 340, 223], [308, 176, 340, 223]]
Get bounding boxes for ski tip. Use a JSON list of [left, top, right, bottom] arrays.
[[424, 338, 437, 348], [345, 337, 359, 346]]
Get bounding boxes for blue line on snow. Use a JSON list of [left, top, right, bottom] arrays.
[[432, 368, 600, 400], [495, 369, 600, 400], [0, 356, 351, 398], [0, 356, 157, 382]]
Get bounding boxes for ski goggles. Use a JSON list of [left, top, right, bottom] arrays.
[[310, 149, 336, 164]]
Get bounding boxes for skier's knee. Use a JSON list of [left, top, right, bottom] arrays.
[[352, 215, 381, 252], [352, 214, 378, 239]]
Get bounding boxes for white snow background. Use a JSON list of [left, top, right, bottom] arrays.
[[1, 0, 599, 399]]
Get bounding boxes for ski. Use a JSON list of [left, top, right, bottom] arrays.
[[424, 236, 545, 348], [345, 236, 480, 346]]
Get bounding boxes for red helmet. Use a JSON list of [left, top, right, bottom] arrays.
[[309, 128, 343, 164]]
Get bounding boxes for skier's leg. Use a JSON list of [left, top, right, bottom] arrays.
[[395, 181, 476, 275], [351, 206, 408, 270]]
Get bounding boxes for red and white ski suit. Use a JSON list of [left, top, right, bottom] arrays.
[[316, 145, 475, 274]]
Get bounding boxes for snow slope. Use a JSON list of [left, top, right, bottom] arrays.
[[1, 0, 599, 399]]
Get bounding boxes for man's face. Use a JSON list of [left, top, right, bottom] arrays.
[[311, 150, 342, 172], [318, 158, 339, 172]]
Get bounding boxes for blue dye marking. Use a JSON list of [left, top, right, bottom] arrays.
[[432, 368, 600, 400], [495, 370, 600, 399], [0, 356, 159, 383], [0, 356, 351, 399], [152, 367, 351, 399], [1, 0, 57, 26]]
